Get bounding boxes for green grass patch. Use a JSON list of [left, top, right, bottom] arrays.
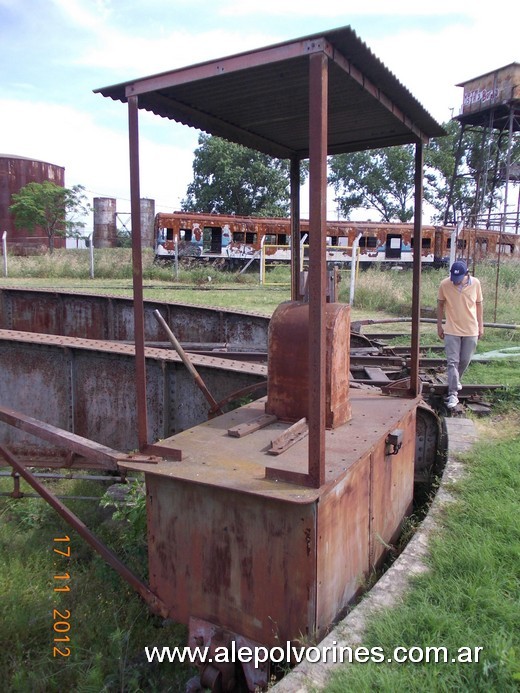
[[326, 428, 520, 693], [0, 476, 194, 692]]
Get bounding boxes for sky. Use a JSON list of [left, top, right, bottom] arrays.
[[1, 0, 518, 226]]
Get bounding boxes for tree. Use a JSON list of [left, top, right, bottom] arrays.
[[9, 181, 91, 253], [328, 146, 434, 222], [427, 119, 520, 226], [182, 134, 301, 217], [425, 120, 486, 224]]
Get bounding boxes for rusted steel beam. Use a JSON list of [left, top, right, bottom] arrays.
[[0, 406, 119, 470], [329, 45, 430, 144], [128, 94, 149, 452], [227, 413, 277, 438], [353, 317, 519, 330], [0, 471, 132, 482], [0, 406, 161, 470], [125, 38, 324, 96], [290, 155, 302, 300], [307, 50, 328, 488], [154, 310, 224, 416], [410, 143, 424, 398], [0, 444, 169, 619], [268, 417, 308, 455], [214, 380, 267, 411]]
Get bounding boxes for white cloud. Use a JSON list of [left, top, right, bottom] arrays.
[[50, 0, 110, 30], [80, 29, 271, 76], [0, 99, 196, 223], [369, 11, 517, 122], [218, 0, 473, 17]]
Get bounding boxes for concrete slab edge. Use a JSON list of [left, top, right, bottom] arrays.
[[271, 417, 476, 692]]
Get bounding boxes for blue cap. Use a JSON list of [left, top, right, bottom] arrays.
[[450, 261, 467, 284]]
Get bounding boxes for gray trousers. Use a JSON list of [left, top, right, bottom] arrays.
[[444, 334, 478, 395]]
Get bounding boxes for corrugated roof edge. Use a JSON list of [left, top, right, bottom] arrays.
[[93, 24, 445, 139]]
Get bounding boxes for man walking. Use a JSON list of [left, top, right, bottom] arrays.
[[437, 261, 484, 408]]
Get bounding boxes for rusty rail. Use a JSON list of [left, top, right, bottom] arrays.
[[0, 405, 161, 470]]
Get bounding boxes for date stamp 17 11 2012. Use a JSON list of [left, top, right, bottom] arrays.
[[53, 535, 71, 658]]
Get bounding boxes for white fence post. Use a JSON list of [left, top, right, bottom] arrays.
[[349, 233, 362, 305], [2, 231, 7, 278], [259, 236, 266, 284], [89, 234, 94, 278]]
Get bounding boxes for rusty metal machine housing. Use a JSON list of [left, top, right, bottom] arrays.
[[266, 301, 351, 427], [121, 297, 417, 654]]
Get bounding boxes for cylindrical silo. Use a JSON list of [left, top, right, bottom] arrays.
[[0, 155, 66, 251], [140, 198, 156, 248], [93, 197, 117, 248]]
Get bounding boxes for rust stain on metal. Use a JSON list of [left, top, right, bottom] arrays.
[[121, 392, 419, 647]]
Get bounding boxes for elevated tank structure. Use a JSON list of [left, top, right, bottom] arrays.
[[0, 154, 65, 251], [445, 63, 520, 232], [94, 196, 155, 247], [93, 196, 117, 248]]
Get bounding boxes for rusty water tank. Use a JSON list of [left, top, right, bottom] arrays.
[[0, 154, 65, 248], [93, 197, 117, 248], [140, 198, 155, 248]]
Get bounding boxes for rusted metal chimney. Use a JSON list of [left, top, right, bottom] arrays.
[[266, 300, 352, 428]]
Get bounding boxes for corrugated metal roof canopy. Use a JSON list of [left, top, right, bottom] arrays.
[[95, 25, 445, 158]]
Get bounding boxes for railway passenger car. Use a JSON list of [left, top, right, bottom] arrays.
[[154, 211, 520, 269]]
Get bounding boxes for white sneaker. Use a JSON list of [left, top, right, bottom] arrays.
[[446, 394, 459, 408], [457, 382, 462, 391]]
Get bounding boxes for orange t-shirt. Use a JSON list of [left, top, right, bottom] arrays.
[[437, 276, 483, 336]]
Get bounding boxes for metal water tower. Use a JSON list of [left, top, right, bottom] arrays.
[[445, 63, 520, 231]]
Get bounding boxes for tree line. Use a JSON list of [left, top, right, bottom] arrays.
[[183, 122, 519, 224]]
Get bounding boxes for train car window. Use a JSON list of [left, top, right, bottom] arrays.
[[477, 238, 488, 251], [233, 232, 245, 243], [180, 228, 192, 241], [456, 239, 467, 249], [385, 234, 402, 258], [203, 226, 222, 253], [359, 236, 378, 248], [497, 243, 514, 255], [165, 228, 174, 241], [410, 237, 432, 249], [245, 232, 257, 244], [264, 234, 277, 244], [277, 234, 287, 245]]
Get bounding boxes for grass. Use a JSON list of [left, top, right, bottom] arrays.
[[326, 410, 520, 692], [1, 251, 519, 691], [0, 477, 193, 692]]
